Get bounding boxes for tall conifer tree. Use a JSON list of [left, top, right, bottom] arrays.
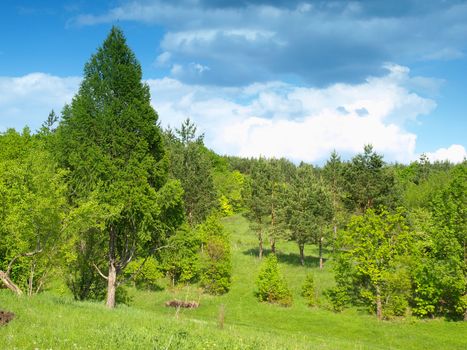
[[57, 27, 183, 308]]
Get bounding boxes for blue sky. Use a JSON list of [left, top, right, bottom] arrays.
[[1, 0, 466, 163]]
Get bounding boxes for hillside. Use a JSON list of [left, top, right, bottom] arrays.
[[1, 215, 466, 350]]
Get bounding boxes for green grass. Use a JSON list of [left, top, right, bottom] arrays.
[[1, 214, 466, 349]]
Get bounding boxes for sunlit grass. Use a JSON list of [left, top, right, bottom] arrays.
[[1, 214, 466, 349]]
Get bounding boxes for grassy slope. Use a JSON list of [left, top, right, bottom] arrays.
[[1, 214, 466, 349]]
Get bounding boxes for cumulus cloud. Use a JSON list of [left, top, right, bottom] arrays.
[[2, 67, 462, 164], [147, 65, 439, 163], [70, 0, 467, 86], [425, 145, 467, 163], [0, 73, 81, 131]]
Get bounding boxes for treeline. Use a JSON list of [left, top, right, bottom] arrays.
[[229, 147, 466, 320]]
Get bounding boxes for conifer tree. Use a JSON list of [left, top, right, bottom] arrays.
[[57, 27, 184, 308], [165, 119, 218, 226]]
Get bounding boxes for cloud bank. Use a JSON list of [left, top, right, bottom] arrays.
[[0, 67, 463, 164], [71, 0, 467, 86], [147, 65, 439, 163]]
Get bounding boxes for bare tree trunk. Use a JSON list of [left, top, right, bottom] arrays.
[[299, 243, 305, 266], [106, 225, 117, 308], [319, 237, 324, 269], [376, 285, 383, 320], [28, 261, 36, 296], [0, 271, 23, 295], [106, 261, 117, 308]]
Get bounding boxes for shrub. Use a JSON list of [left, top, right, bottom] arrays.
[[256, 255, 292, 306], [160, 225, 201, 286], [325, 287, 349, 312], [199, 215, 232, 295], [301, 273, 316, 307], [125, 257, 162, 290]]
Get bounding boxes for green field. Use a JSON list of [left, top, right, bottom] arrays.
[[1, 215, 466, 349]]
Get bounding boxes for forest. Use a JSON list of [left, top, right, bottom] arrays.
[[0, 27, 466, 349]]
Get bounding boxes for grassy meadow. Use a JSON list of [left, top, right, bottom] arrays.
[[1, 215, 466, 349]]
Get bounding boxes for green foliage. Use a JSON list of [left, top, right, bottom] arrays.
[[198, 215, 232, 295], [165, 119, 218, 225], [56, 27, 183, 305], [160, 225, 201, 285], [410, 163, 466, 319], [63, 196, 115, 300], [343, 145, 398, 213], [256, 255, 292, 306], [243, 158, 295, 254], [284, 164, 333, 264], [0, 129, 67, 294], [325, 287, 350, 312], [214, 170, 245, 215], [334, 208, 415, 318], [125, 257, 162, 290], [301, 273, 316, 306]]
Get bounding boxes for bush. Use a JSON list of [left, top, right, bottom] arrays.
[[198, 215, 232, 295], [160, 225, 201, 286], [301, 273, 316, 307], [125, 257, 162, 290], [325, 287, 349, 312], [256, 255, 292, 306]]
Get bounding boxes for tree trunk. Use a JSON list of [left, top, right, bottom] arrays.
[[0, 270, 23, 295], [375, 285, 383, 320], [106, 225, 117, 308], [319, 237, 324, 269], [271, 238, 276, 254], [299, 243, 305, 266], [258, 230, 263, 259], [106, 261, 117, 308], [28, 261, 36, 296]]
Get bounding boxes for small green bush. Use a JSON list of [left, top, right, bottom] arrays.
[[325, 287, 349, 312], [255, 254, 292, 306], [125, 257, 163, 290], [301, 273, 316, 307]]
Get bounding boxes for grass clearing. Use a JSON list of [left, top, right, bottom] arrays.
[[1, 214, 466, 349]]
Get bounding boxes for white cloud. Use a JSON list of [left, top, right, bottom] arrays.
[[1, 68, 462, 165], [0, 73, 80, 131], [148, 65, 439, 163], [425, 145, 467, 163], [155, 51, 172, 67]]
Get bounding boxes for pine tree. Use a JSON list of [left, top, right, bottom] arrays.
[[165, 119, 217, 226]]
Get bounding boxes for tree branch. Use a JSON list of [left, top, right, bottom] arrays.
[[117, 244, 171, 287], [92, 263, 109, 280], [6, 249, 43, 275]]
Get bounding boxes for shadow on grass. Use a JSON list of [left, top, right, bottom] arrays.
[[242, 247, 329, 268]]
